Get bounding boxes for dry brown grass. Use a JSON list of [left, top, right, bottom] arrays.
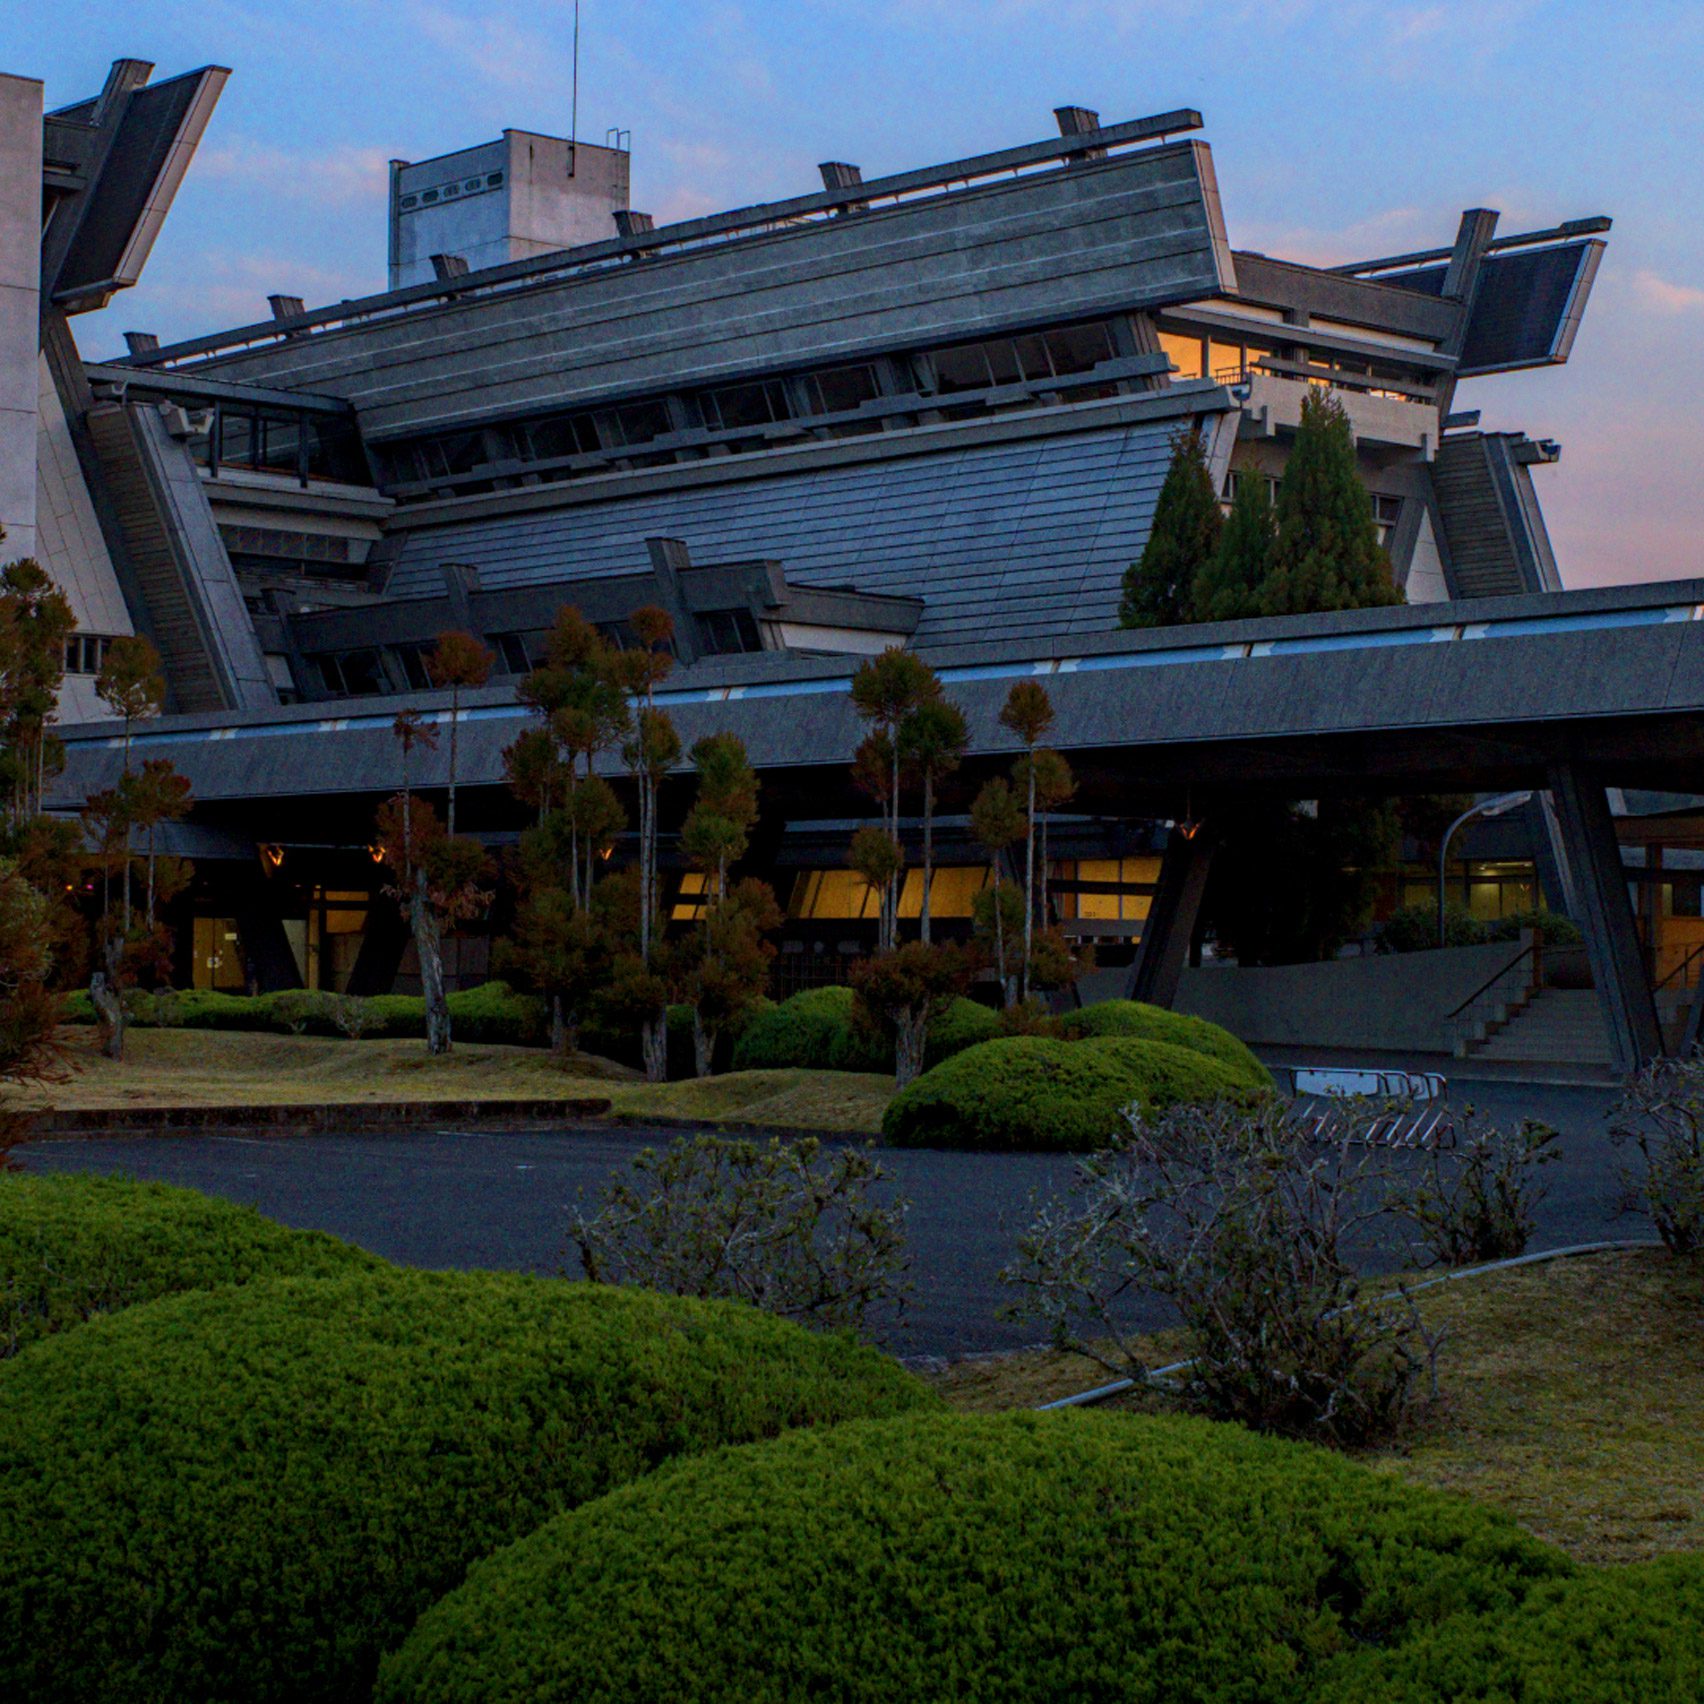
[[4, 1026, 632, 1113], [926, 1247, 1704, 1566], [602, 1068, 892, 1135]]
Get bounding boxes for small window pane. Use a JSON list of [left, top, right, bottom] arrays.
[[931, 343, 991, 394], [1159, 330, 1204, 380], [1043, 322, 1113, 374]]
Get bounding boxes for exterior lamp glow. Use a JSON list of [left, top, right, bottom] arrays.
[[1437, 791, 1533, 946]]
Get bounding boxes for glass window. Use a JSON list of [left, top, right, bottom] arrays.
[[930, 343, 992, 394], [696, 608, 762, 655], [393, 643, 434, 690], [983, 340, 1023, 385], [1209, 340, 1247, 382], [672, 871, 710, 922], [1054, 857, 1161, 922], [806, 364, 879, 414], [704, 383, 781, 432], [787, 869, 880, 921], [1043, 322, 1113, 374], [894, 866, 988, 920], [1013, 333, 1053, 381], [1159, 330, 1204, 380]]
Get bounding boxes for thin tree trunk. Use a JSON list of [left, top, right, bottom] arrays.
[[551, 994, 567, 1053], [642, 1013, 667, 1082], [414, 870, 451, 1055], [921, 772, 934, 945], [895, 1007, 928, 1088], [991, 864, 1008, 1008], [693, 1010, 714, 1079], [446, 693, 459, 838], [1022, 756, 1037, 1003]]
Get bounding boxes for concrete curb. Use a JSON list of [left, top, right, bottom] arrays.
[[23, 1098, 614, 1138]]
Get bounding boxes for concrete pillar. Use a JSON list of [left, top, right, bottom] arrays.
[[1546, 762, 1663, 1072], [1123, 826, 1215, 1008], [0, 74, 43, 561]]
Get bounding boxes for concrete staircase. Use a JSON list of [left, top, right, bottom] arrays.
[[1465, 988, 1612, 1069]]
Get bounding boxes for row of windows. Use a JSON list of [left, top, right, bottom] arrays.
[[1159, 325, 1430, 401], [187, 404, 367, 486], [377, 318, 1127, 497], [774, 859, 1163, 925], [306, 607, 760, 699], [398, 171, 504, 213], [63, 633, 118, 676]]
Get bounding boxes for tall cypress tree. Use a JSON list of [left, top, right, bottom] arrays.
[[1192, 469, 1274, 623], [1120, 427, 1223, 628], [1259, 389, 1402, 615]]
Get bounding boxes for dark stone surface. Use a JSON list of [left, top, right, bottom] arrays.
[[15, 1081, 1640, 1361]]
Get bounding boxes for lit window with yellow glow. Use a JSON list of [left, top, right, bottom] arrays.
[[672, 871, 710, 922], [1158, 330, 1204, 380], [1053, 858, 1161, 923]]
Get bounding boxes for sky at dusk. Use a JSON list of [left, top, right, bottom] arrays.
[[11, 0, 1702, 590]]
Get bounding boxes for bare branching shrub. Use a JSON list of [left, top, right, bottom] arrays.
[[568, 1134, 911, 1337], [1610, 1057, 1704, 1254], [1399, 1112, 1559, 1266], [1002, 1097, 1443, 1447], [328, 995, 375, 1041]]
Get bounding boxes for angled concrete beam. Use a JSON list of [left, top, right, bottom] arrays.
[[1546, 762, 1663, 1072], [1124, 825, 1215, 1008]]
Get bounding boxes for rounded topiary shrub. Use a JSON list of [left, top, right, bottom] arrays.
[[732, 986, 998, 1075], [733, 985, 865, 1070], [1053, 999, 1271, 1085], [882, 1034, 1266, 1150], [0, 1269, 934, 1704], [0, 1172, 376, 1359], [1315, 1553, 1704, 1702], [376, 1409, 1579, 1704]]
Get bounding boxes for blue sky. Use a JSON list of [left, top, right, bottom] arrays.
[[13, 0, 1703, 586]]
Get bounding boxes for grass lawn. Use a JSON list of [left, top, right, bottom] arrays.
[[602, 1068, 893, 1135], [929, 1248, 1704, 1567], [7, 1031, 895, 1133], [8, 1026, 632, 1112]]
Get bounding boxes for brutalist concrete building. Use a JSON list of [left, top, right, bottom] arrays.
[[13, 53, 1704, 1071]]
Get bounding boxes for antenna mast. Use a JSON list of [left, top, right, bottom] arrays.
[[569, 0, 580, 176]]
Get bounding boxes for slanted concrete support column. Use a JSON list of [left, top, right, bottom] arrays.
[[1546, 763, 1663, 1072], [1124, 826, 1214, 1008]]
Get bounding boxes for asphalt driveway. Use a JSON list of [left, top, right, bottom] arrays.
[[17, 1081, 1639, 1359]]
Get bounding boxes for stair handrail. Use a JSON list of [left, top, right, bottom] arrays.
[[1652, 939, 1704, 995], [1444, 940, 1535, 1022]]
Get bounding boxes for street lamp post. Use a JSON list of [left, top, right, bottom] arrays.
[[1437, 791, 1534, 947]]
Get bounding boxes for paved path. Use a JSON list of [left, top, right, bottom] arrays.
[[17, 1082, 1636, 1359]]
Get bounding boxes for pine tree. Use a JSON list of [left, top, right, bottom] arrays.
[[1193, 469, 1274, 623], [1260, 389, 1402, 615], [1120, 427, 1223, 628]]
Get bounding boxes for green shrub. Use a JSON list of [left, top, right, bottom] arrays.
[[376, 1409, 1581, 1704], [1379, 903, 1486, 953], [733, 985, 998, 1074], [1052, 999, 1271, 1084], [0, 1173, 376, 1359], [883, 1035, 1266, 1151], [734, 986, 865, 1070], [1489, 907, 1584, 947], [59, 982, 546, 1045], [0, 1268, 933, 1704], [1318, 1553, 1704, 1702]]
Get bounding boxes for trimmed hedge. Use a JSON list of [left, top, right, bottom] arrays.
[[1052, 999, 1271, 1085], [732, 985, 1000, 1075], [61, 981, 548, 1045], [1317, 1554, 1704, 1702], [0, 1269, 934, 1704], [883, 1034, 1267, 1150], [0, 1172, 376, 1359], [376, 1409, 1599, 1704]]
